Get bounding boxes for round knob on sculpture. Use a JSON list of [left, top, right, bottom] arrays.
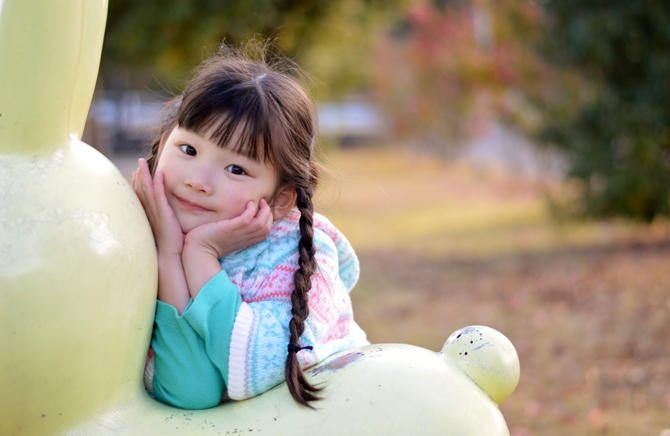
[[441, 326, 520, 404]]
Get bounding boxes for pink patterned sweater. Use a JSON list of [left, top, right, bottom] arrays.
[[225, 210, 368, 399], [146, 209, 368, 405]]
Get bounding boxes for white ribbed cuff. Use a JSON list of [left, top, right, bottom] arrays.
[[227, 302, 254, 400], [143, 354, 155, 395]]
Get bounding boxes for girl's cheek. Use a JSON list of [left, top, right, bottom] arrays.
[[158, 163, 175, 184], [228, 190, 255, 216]]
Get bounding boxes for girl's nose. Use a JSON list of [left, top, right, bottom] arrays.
[[184, 171, 213, 195]]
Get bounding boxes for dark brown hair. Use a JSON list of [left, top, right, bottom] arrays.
[[148, 43, 321, 407]]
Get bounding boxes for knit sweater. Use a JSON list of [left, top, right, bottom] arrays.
[[147, 210, 368, 409]]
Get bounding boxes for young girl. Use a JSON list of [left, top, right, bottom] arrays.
[[133, 46, 368, 410]]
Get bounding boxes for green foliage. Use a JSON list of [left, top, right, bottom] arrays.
[[372, 0, 670, 221], [101, 0, 406, 98], [538, 1, 670, 221]]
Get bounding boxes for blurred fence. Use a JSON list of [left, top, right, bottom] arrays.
[[83, 90, 562, 180], [82, 90, 166, 156], [83, 92, 390, 156]]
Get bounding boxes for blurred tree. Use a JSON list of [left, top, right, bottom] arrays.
[[372, 0, 545, 156], [375, 0, 670, 220], [536, 1, 670, 221], [101, 0, 407, 99]]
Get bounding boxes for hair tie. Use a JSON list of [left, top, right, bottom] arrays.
[[288, 343, 313, 353]]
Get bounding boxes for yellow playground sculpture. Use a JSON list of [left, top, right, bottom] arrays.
[[0, 1, 520, 435]]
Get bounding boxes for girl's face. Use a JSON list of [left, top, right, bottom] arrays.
[[156, 126, 283, 233]]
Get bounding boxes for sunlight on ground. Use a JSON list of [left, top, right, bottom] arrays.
[[315, 146, 662, 259]]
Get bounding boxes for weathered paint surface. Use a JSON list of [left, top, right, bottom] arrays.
[[442, 326, 521, 405], [62, 342, 513, 436], [310, 351, 365, 375], [0, 2, 157, 435]]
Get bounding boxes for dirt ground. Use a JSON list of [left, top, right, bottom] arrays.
[[353, 244, 670, 435], [317, 146, 670, 435]]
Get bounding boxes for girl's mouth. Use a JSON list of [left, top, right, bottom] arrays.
[[176, 196, 212, 212]]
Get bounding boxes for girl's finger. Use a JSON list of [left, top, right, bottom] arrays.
[[132, 171, 138, 195], [247, 234, 267, 246], [133, 168, 150, 210], [255, 199, 272, 222], [244, 215, 273, 241], [153, 171, 176, 218], [236, 201, 257, 226], [133, 169, 147, 200], [138, 159, 157, 211], [256, 198, 269, 214], [262, 210, 274, 231], [153, 171, 166, 202], [251, 199, 273, 228]]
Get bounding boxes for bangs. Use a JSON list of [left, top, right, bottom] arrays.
[[176, 80, 273, 164]]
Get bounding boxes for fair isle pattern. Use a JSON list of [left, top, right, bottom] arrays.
[[225, 209, 368, 400]]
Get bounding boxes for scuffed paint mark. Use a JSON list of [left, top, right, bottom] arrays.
[[474, 341, 493, 351], [310, 352, 364, 375]]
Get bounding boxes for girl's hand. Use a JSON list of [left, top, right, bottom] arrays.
[[133, 158, 184, 256], [184, 199, 273, 259]]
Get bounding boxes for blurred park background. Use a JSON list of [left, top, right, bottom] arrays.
[[88, 1, 670, 434]]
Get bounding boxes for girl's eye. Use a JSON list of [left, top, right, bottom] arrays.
[[225, 165, 247, 176], [180, 145, 196, 156]]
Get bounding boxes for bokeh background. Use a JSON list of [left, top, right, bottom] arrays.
[[88, 1, 670, 434]]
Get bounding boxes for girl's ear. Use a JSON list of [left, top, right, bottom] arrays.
[[271, 186, 297, 220]]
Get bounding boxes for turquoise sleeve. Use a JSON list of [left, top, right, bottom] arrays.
[[182, 270, 242, 386], [151, 300, 224, 409], [151, 271, 241, 409]]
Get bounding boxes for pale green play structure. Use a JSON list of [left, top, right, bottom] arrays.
[[0, 1, 520, 435]]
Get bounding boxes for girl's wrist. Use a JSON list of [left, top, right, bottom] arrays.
[[181, 242, 223, 300], [183, 234, 221, 259], [154, 232, 184, 256], [156, 251, 189, 313], [157, 246, 183, 257], [157, 252, 183, 267]]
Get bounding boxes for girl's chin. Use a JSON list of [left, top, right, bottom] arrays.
[[177, 217, 218, 234], [175, 219, 199, 234], [179, 223, 199, 234]]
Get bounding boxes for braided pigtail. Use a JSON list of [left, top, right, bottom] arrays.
[[285, 185, 322, 407]]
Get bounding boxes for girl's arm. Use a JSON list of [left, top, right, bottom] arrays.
[[133, 159, 190, 313], [150, 299, 226, 409], [181, 199, 273, 300], [151, 217, 267, 409], [220, 230, 365, 400]]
